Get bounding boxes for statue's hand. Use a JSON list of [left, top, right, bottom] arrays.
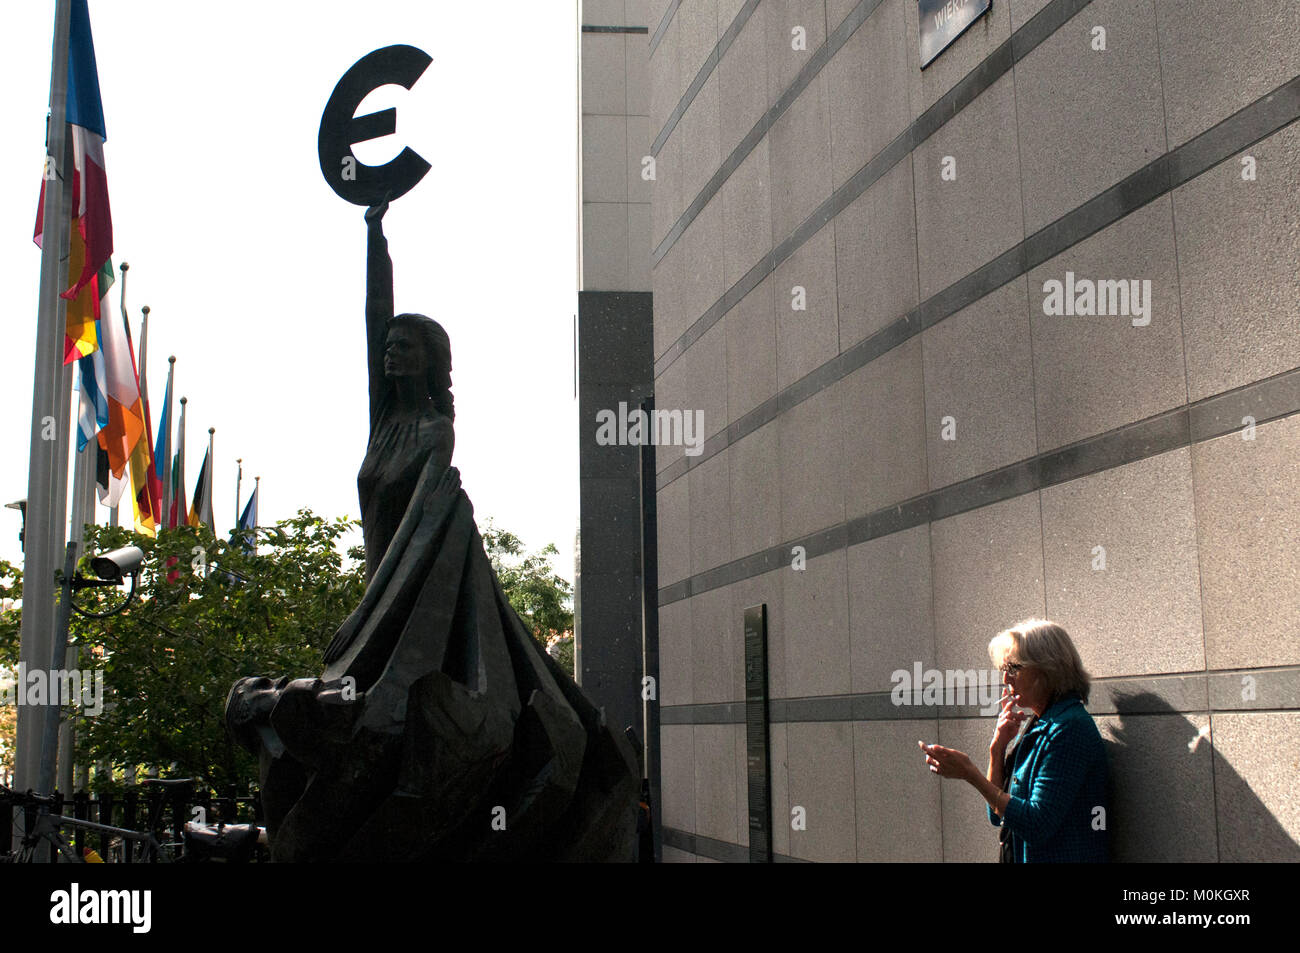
[[364, 193, 392, 227], [322, 626, 351, 665], [434, 466, 462, 499]]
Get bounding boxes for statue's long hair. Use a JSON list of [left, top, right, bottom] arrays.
[[389, 313, 454, 420]]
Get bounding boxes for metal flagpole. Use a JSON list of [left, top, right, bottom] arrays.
[[55, 430, 98, 794], [161, 356, 175, 527], [48, 123, 78, 748], [69, 431, 96, 546], [56, 634, 78, 793], [16, 0, 74, 807], [39, 541, 77, 796], [107, 455, 118, 526], [250, 476, 260, 553], [207, 427, 216, 530], [137, 311, 149, 412], [176, 396, 188, 524]]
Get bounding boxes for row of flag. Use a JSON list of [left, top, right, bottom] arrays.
[[35, 0, 258, 543]]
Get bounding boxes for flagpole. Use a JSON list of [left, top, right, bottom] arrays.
[[137, 306, 149, 412], [207, 427, 216, 530], [118, 263, 131, 393], [161, 356, 174, 527], [249, 476, 260, 553], [49, 115, 79, 697], [175, 396, 187, 524], [16, 0, 74, 803], [49, 437, 96, 797]]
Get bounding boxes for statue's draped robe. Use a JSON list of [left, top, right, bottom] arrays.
[[241, 455, 637, 862]]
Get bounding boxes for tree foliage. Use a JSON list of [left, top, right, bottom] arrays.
[[0, 560, 24, 782], [78, 514, 364, 791], [481, 520, 575, 659]]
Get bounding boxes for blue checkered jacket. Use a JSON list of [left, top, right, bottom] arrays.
[[988, 693, 1109, 862]]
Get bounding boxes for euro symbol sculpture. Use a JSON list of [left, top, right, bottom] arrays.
[[318, 44, 432, 206]]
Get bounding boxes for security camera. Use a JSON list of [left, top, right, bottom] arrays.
[[90, 546, 145, 582]]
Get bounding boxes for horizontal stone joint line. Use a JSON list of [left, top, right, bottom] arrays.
[[650, 0, 760, 157], [648, 0, 682, 57], [656, 373, 1300, 605]]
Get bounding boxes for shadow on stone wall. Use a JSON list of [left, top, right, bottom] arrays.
[[1104, 691, 1299, 862]]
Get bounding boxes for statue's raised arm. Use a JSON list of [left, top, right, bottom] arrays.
[[365, 196, 394, 427]]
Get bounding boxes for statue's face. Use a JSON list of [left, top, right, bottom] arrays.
[[384, 325, 427, 380], [232, 676, 282, 720], [225, 675, 286, 751]]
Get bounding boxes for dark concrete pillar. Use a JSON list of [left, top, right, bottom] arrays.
[[575, 290, 654, 749]]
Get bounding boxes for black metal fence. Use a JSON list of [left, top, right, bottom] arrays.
[[2, 783, 263, 862]]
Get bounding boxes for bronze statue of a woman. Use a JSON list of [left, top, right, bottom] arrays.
[[226, 202, 637, 862]]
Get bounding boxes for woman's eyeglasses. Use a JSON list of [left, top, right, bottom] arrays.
[[1000, 662, 1026, 677]]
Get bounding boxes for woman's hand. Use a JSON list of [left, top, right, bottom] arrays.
[[991, 690, 1030, 751], [918, 740, 977, 781]]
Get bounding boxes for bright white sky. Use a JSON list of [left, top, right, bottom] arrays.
[[0, 1, 581, 584]]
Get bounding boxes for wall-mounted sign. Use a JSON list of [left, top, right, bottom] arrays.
[[919, 0, 992, 68]]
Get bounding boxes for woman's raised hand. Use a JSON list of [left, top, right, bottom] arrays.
[[991, 690, 1029, 750]]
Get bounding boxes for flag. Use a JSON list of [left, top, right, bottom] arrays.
[[121, 311, 160, 536], [171, 396, 188, 528], [188, 449, 213, 529], [61, 222, 113, 363], [73, 256, 115, 448], [235, 482, 258, 553], [85, 257, 144, 489], [170, 452, 187, 529], [238, 485, 258, 532], [153, 370, 171, 523], [127, 436, 156, 534], [93, 443, 127, 507], [72, 256, 135, 509], [75, 348, 107, 451], [222, 480, 259, 569], [33, 0, 113, 362], [69, 253, 135, 509]]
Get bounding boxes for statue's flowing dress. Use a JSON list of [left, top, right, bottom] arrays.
[[230, 225, 637, 862]]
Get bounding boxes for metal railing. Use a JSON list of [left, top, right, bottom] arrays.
[[2, 781, 263, 862]]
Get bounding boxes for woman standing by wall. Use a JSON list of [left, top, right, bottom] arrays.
[[920, 620, 1109, 862]]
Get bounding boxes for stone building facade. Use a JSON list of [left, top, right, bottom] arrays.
[[583, 0, 1300, 861]]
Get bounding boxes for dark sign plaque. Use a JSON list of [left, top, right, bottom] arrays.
[[744, 604, 772, 863], [918, 0, 992, 68]]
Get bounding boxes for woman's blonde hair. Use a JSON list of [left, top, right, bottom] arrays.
[[988, 619, 1091, 704]]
